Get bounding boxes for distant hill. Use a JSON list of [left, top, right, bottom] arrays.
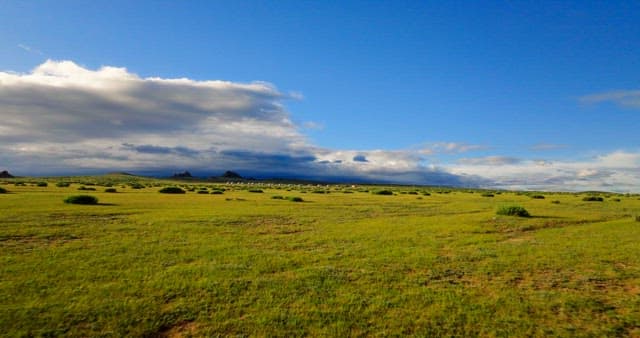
[[0, 170, 14, 178], [172, 171, 193, 178], [221, 170, 242, 179]]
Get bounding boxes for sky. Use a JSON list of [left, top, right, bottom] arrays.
[[1, 1, 639, 192]]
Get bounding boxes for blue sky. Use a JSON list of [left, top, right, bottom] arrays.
[[1, 1, 639, 191]]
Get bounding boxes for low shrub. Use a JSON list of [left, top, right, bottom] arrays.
[[210, 191, 224, 195], [197, 190, 209, 194], [530, 195, 545, 199], [312, 190, 327, 194], [583, 196, 604, 202], [422, 192, 431, 196], [78, 186, 96, 191], [130, 183, 145, 189], [481, 193, 494, 197], [56, 182, 71, 187], [159, 187, 186, 194], [64, 195, 98, 205], [497, 205, 530, 217], [408, 191, 418, 195], [612, 198, 621, 202], [635, 215, 640, 222], [271, 195, 284, 199], [248, 189, 263, 193], [37, 182, 48, 187], [551, 200, 560, 204], [374, 190, 394, 195], [104, 188, 118, 193], [0, 187, 8, 193], [288, 196, 304, 202]]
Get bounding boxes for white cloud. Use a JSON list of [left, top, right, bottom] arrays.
[[449, 151, 640, 192], [1, 60, 639, 192], [419, 142, 487, 155], [580, 89, 640, 109]]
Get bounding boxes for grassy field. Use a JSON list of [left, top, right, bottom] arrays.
[[1, 175, 640, 336]]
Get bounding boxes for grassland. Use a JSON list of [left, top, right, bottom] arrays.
[[1, 175, 640, 336]]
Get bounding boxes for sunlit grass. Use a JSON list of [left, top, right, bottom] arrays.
[[1, 176, 639, 336]]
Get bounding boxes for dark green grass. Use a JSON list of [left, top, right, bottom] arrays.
[[1, 179, 640, 336]]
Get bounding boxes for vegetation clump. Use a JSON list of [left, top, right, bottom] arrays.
[[78, 186, 96, 191], [159, 187, 186, 194], [36, 182, 48, 187], [271, 195, 284, 199], [530, 195, 545, 199], [288, 196, 304, 202], [64, 195, 99, 205], [248, 189, 263, 193], [0, 187, 8, 194], [583, 196, 604, 202], [551, 200, 560, 204], [374, 190, 394, 195], [481, 193, 494, 197], [56, 182, 71, 187], [104, 188, 117, 193], [496, 205, 530, 217], [210, 190, 224, 195]]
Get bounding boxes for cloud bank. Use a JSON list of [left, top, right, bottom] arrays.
[[1, 60, 639, 192]]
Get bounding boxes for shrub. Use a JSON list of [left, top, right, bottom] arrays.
[[551, 200, 560, 204], [583, 196, 604, 202], [78, 186, 96, 191], [530, 195, 545, 199], [481, 193, 494, 197], [37, 182, 48, 187], [312, 190, 327, 194], [210, 191, 224, 195], [130, 183, 145, 189], [197, 190, 209, 194], [64, 195, 98, 205], [0, 187, 7, 193], [374, 190, 394, 195], [159, 187, 186, 194], [288, 196, 304, 202], [422, 192, 431, 196], [612, 198, 621, 202], [56, 182, 71, 187], [635, 215, 640, 222], [408, 191, 418, 195], [104, 188, 117, 193], [497, 205, 530, 217], [271, 195, 284, 199], [248, 189, 263, 193]]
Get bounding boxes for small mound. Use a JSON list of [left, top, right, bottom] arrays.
[[64, 195, 99, 205], [497, 205, 530, 217], [159, 187, 186, 194]]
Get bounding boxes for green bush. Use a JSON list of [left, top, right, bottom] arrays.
[[551, 200, 560, 204], [271, 195, 284, 199], [210, 191, 224, 195], [481, 193, 494, 197], [288, 196, 304, 202], [56, 182, 71, 187], [374, 190, 394, 195], [64, 195, 98, 205], [497, 205, 530, 217], [104, 188, 117, 193], [0, 187, 8, 193], [37, 182, 48, 187], [197, 190, 209, 194], [130, 183, 145, 189], [530, 195, 545, 199], [159, 187, 186, 194], [78, 186, 96, 191], [583, 196, 604, 202], [612, 198, 621, 202], [248, 189, 263, 193], [635, 215, 640, 222]]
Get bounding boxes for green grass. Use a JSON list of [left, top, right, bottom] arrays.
[[1, 177, 640, 336]]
